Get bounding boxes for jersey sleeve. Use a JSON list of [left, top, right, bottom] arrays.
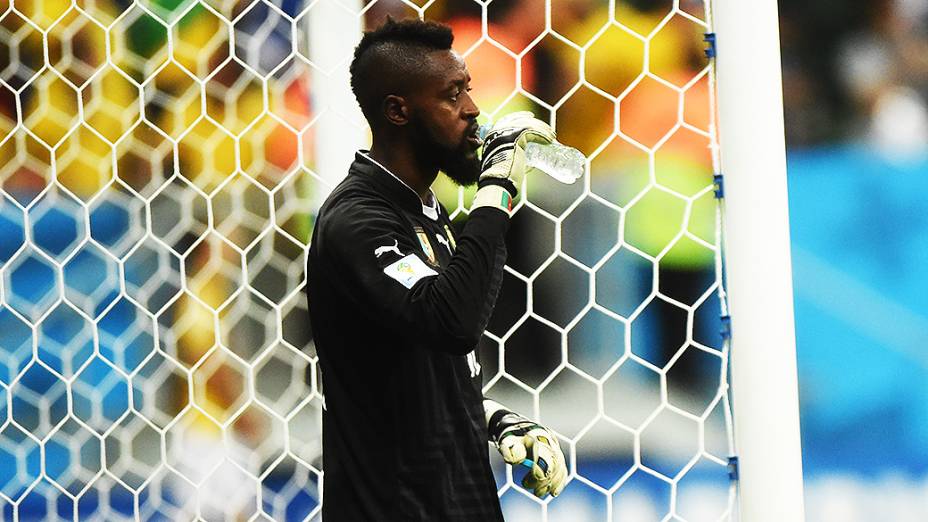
[[318, 199, 509, 355]]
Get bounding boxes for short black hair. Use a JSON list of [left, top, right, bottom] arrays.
[[349, 17, 454, 124]]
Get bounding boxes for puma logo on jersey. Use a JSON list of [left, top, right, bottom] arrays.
[[435, 234, 452, 254], [374, 239, 402, 259], [466, 351, 481, 378]]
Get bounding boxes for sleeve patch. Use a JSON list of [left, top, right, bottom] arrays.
[[383, 254, 438, 289]]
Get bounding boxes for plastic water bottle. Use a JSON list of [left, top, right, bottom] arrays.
[[478, 123, 585, 184]]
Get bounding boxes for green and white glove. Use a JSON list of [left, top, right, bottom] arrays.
[[471, 111, 557, 215], [486, 401, 567, 498]]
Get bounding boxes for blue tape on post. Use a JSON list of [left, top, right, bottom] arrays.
[[714, 173, 725, 199], [720, 314, 732, 340], [728, 456, 739, 481], [704, 33, 717, 59]]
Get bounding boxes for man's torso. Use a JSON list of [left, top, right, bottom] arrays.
[[306, 155, 504, 521]]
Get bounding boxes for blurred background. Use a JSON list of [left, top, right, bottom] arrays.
[[779, 0, 928, 519], [0, 0, 925, 520]]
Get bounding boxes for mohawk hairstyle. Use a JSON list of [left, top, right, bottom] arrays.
[[349, 16, 455, 123]]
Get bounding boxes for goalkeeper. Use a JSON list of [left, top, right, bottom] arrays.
[[306, 17, 567, 521]]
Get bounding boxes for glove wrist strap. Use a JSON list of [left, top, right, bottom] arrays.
[[471, 185, 514, 216], [488, 410, 531, 443], [477, 177, 517, 197]]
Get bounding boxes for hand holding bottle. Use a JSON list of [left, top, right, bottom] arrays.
[[478, 116, 585, 185]]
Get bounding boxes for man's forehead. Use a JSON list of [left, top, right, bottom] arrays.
[[422, 49, 470, 84]]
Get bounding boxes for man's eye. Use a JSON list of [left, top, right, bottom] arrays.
[[450, 87, 471, 102], [452, 90, 462, 99]]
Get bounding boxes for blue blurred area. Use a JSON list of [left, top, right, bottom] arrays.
[[3, 473, 319, 521], [788, 145, 928, 477]]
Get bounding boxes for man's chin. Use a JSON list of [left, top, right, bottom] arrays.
[[441, 157, 480, 187], [442, 170, 479, 187]]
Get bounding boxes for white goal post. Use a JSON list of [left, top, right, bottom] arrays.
[[307, 0, 366, 194], [714, 0, 807, 519]]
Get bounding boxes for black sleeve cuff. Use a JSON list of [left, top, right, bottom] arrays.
[[467, 204, 513, 234]]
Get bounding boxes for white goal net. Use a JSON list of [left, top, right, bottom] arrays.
[[0, 0, 735, 520]]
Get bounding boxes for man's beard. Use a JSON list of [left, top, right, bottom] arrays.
[[440, 147, 481, 187], [411, 117, 481, 186]]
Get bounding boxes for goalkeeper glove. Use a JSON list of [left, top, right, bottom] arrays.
[[471, 112, 557, 215], [488, 409, 567, 498]]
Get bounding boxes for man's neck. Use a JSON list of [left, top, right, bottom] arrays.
[[368, 142, 437, 203]]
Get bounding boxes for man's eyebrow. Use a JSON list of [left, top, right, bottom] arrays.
[[442, 77, 468, 92]]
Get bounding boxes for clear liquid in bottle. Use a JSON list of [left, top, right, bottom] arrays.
[[523, 142, 585, 185]]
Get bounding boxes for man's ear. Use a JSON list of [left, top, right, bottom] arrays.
[[383, 95, 409, 126]]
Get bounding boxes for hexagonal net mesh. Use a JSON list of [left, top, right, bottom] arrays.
[[0, 0, 736, 520]]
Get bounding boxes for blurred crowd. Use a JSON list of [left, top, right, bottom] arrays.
[[780, 0, 928, 156]]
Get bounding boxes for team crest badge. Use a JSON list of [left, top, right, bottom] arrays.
[[414, 226, 437, 266]]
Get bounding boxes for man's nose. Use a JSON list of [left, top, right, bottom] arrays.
[[463, 96, 480, 119]]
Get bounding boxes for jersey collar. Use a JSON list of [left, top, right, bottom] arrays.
[[355, 151, 440, 221]]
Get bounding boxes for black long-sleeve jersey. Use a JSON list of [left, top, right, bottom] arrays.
[[306, 152, 508, 521]]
